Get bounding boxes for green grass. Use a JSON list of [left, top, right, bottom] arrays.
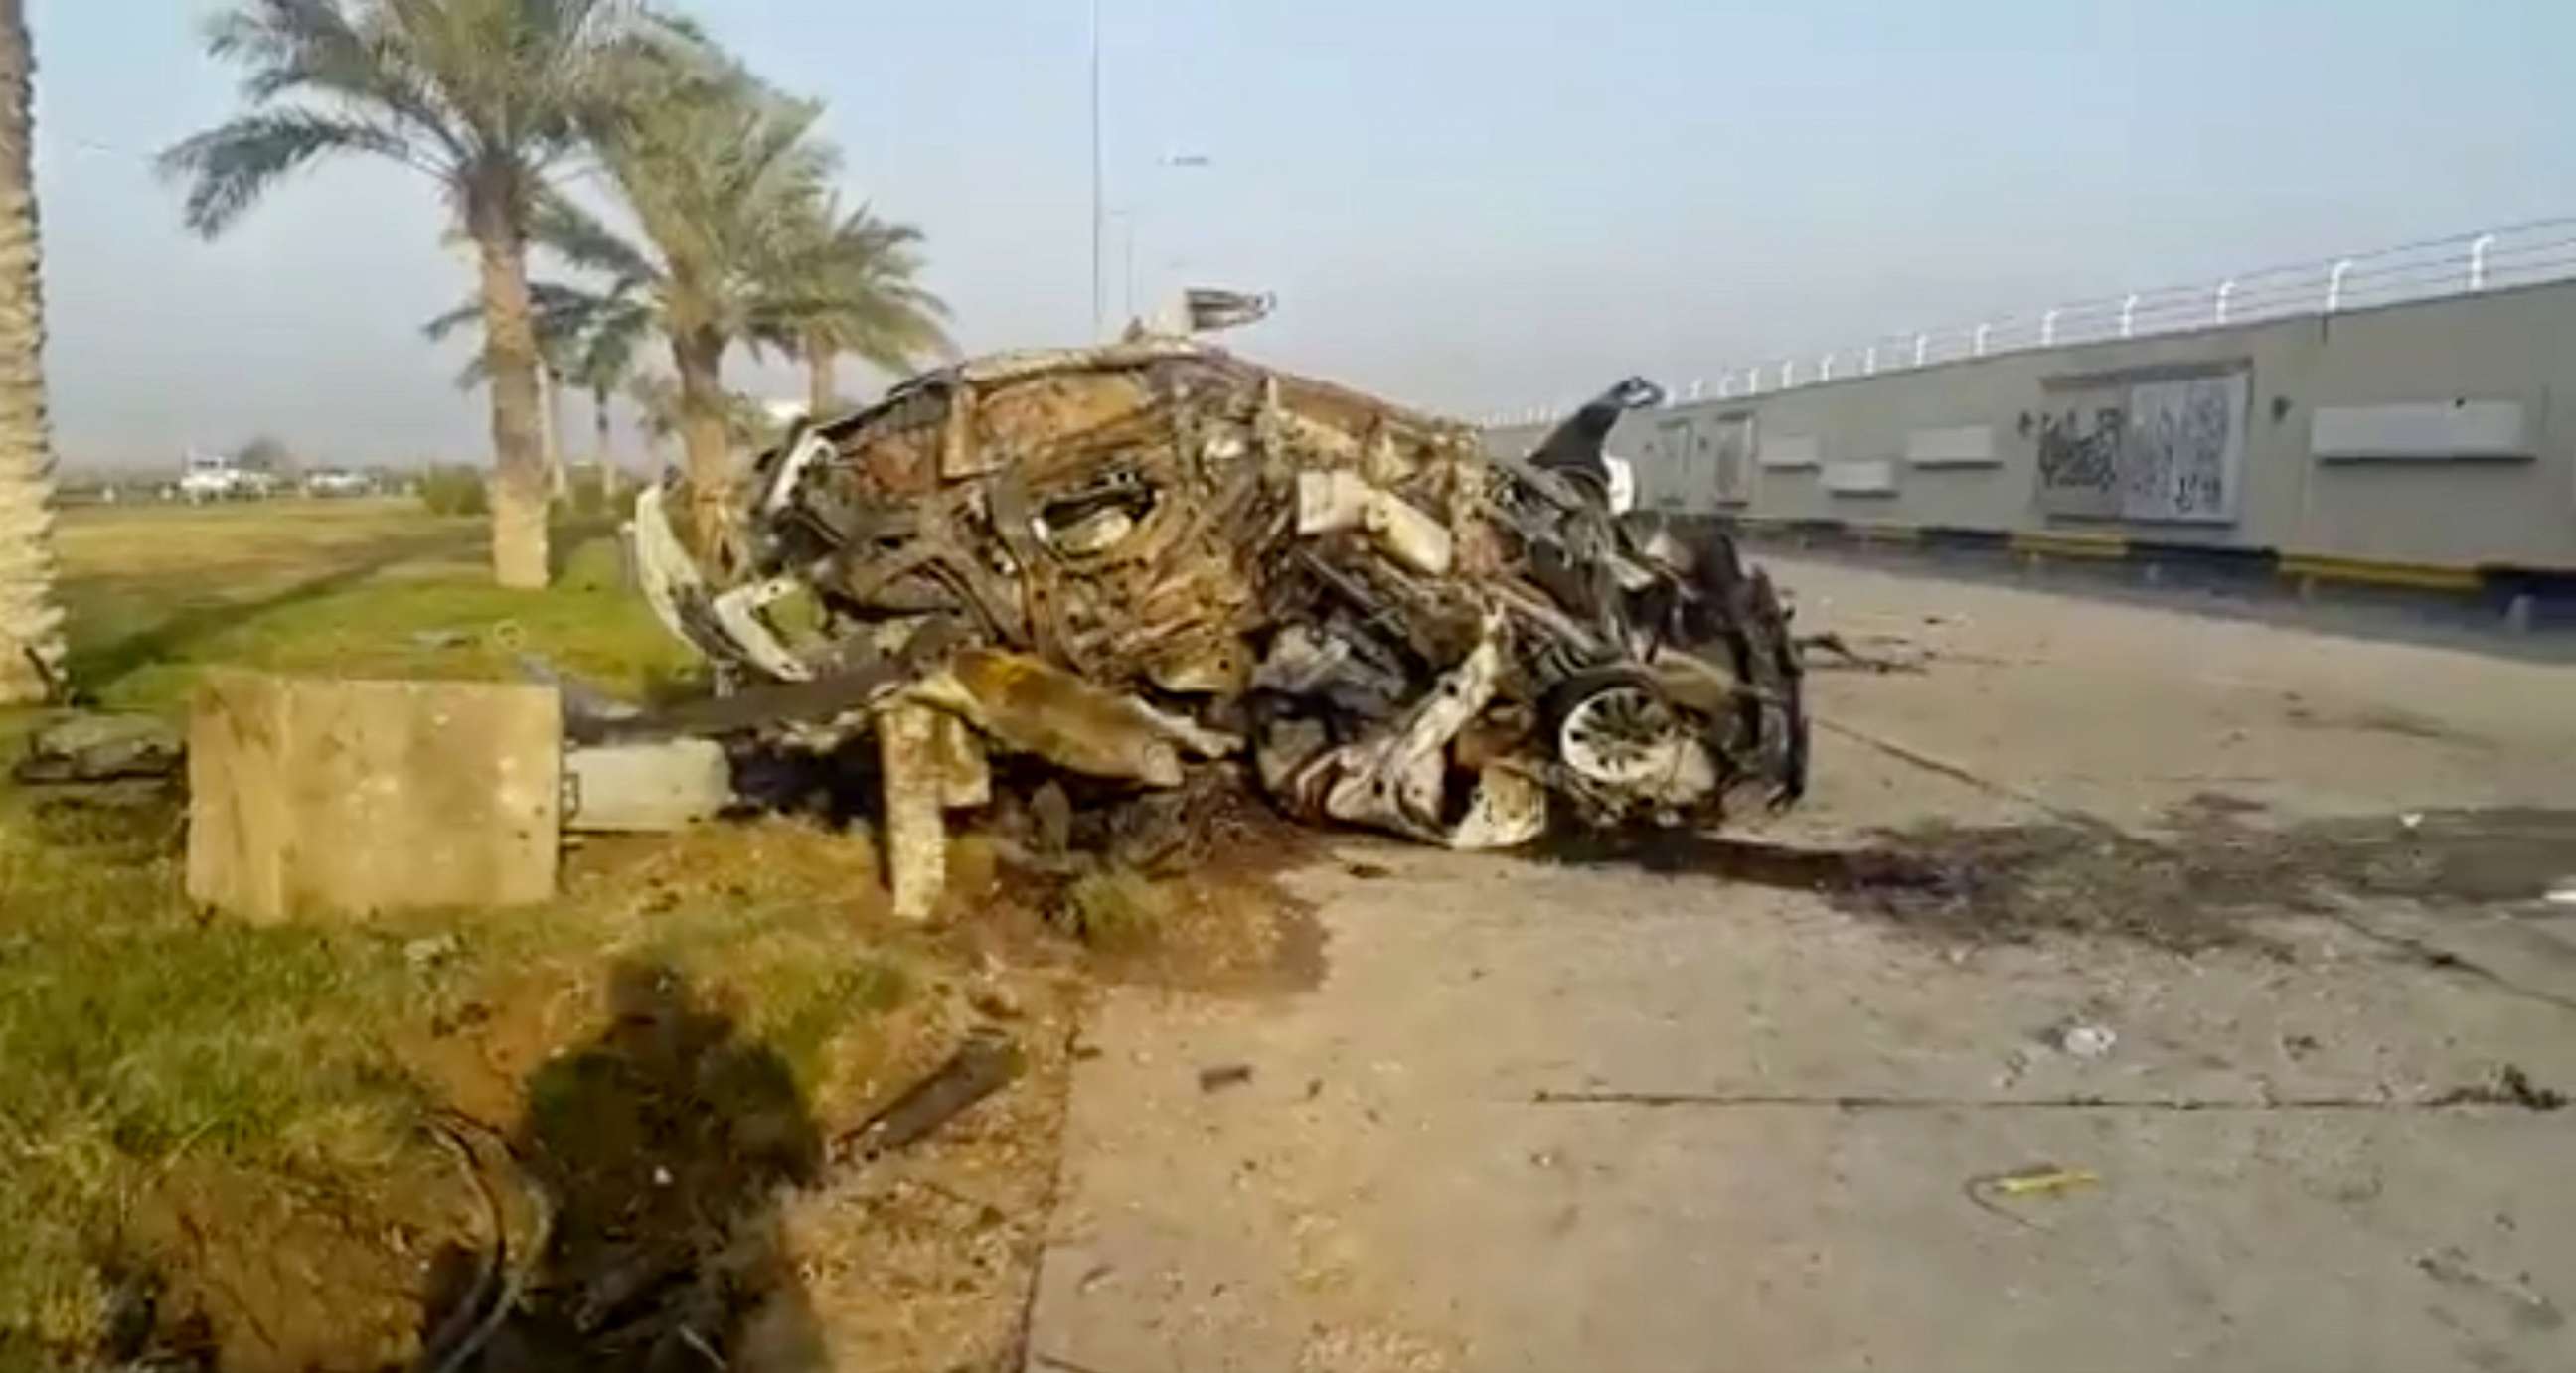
[[0, 501, 920, 1362], [52, 498, 698, 712], [0, 803, 927, 1359], [1059, 864, 1179, 952]]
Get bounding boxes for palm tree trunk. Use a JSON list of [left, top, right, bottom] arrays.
[[592, 386, 618, 500], [672, 328, 732, 556], [0, 0, 65, 703], [467, 185, 551, 589], [539, 365, 567, 503], [806, 338, 836, 419]]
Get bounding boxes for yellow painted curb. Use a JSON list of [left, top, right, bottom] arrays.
[[2279, 553, 2480, 592], [2011, 531, 2130, 560]]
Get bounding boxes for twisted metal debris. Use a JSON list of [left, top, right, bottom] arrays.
[[633, 342, 1805, 912]]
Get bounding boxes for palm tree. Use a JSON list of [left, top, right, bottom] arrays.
[[765, 196, 950, 419], [0, 0, 64, 703], [538, 62, 837, 553], [625, 371, 681, 454], [622, 370, 777, 465], [424, 277, 646, 495], [159, 0, 670, 589], [565, 282, 651, 479]]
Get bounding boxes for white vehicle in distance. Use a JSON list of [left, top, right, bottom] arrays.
[[302, 467, 375, 498], [178, 449, 246, 502], [176, 449, 284, 501]]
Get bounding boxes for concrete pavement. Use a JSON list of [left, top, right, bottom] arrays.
[[1024, 556, 2576, 1373]]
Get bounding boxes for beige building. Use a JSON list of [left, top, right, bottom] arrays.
[[1488, 277, 2576, 583]]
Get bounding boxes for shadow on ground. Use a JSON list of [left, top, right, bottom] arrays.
[[65, 527, 482, 693], [428, 960, 826, 1371]]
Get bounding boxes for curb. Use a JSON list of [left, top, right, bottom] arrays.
[[1693, 514, 2572, 627]]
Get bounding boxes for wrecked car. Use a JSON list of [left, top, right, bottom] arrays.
[[630, 341, 1805, 862]]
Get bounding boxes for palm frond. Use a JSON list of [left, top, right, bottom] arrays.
[[214, 1, 461, 162], [419, 298, 482, 343], [531, 190, 659, 284], [428, 274, 654, 393], [157, 110, 420, 237], [572, 293, 655, 394], [175, 0, 673, 237], [750, 195, 955, 377]]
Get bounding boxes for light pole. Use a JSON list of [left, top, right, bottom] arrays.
[[1105, 210, 1137, 320], [1089, 0, 1104, 338]]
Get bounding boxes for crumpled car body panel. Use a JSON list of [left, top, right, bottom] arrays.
[[637, 343, 1805, 846]]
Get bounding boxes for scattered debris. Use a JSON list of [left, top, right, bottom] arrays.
[[1986, 1165, 2101, 1197], [630, 343, 1807, 904], [415, 1112, 553, 1373], [1797, 631, 1929, 674], [967, 974, 1025, 1020], [2056, 1023, 2119, 1059], [2415, 1247, 2567, 1331], [2425, 1064, 2568, 1112], [13, 711, 184, 783], [562, 738, 734, 833], [2545, 877, 2576, 907], [1965, 1164, 2101, 1226], [833, 1028, 1024, 1163], [402, 933, 463, 972], [1198, 1063, 1255, 1093]]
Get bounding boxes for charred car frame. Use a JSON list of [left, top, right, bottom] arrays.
[[631, 341, 1804, 903]]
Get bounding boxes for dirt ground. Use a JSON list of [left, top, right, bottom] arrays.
[[1021, 556, 2576, 1373]]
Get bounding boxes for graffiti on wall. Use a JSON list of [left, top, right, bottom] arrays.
[[2035, 370, 2246, 524], [2035, 399, 2126, 519]]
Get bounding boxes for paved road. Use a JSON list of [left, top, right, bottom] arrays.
[[1024, 556, 2576, 1373]]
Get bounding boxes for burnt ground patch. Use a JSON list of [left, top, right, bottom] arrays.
[[1541, 801, 2576, 954]]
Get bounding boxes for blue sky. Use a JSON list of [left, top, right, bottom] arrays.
[[31, 0, 2576, 468]]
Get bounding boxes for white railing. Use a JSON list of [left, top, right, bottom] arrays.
[[1481, 217, 2576, 426]]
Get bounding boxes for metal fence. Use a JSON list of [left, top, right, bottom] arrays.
[[1481, 217, 2576, 425]]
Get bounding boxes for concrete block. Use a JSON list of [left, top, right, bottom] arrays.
[[187, 671, 561, 922], [876, 706, 993, 923], [879, 703, 948, 924], [13, 711, 184, 783], [565, 738, 733, 832]]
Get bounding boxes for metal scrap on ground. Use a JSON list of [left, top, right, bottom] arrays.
[[630, 342, 1809, 914]]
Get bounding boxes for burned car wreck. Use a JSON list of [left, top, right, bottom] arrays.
[[630, 341, 1805, 906]]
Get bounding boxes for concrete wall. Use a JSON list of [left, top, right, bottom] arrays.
[[1487, 279, 2576, 571]]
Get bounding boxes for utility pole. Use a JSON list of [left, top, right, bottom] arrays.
[[1089, 0, 1104, 339]]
